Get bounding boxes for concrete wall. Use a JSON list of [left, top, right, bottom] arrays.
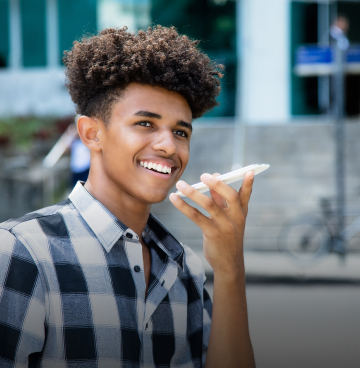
[[0, 68, 74, 117], [152, 121, 360, 252]]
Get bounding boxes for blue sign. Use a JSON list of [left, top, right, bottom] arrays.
[[347, 45, 360, 63], [294, 45, 360, 76], [296, 46, 332, 65]]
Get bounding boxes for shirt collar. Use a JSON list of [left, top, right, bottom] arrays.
[[69, 182, 184, 268], [69, 182, 128, 252]]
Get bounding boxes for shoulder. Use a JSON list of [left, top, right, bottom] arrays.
[[0, 199, 73, 233], [0, 199, 74, 255], [0, 228, 40, 295]]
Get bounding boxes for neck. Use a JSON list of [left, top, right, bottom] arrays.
[[84, 172, 152, 239]]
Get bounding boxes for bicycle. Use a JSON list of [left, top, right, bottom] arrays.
[[278, 198, 360, 266]]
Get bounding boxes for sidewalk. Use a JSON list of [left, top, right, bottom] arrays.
[[196, 251, 360, 284]]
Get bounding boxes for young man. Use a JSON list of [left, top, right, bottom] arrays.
[[0, 26, 256, 367]]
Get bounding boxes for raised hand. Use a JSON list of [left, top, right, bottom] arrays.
[[169, 170, 254, 277]]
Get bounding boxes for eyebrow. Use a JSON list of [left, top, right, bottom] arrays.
[[177, 121, 192, 131], [134, 110, 192, 131], [134, 110, 161, 119]]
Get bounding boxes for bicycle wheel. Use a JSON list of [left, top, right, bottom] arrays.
[[278, 215, 331, 266]]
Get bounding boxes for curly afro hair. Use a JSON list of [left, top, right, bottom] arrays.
[[63, 25, 224, 122]]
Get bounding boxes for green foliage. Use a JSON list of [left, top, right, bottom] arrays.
[[0, 117, 55, 149]]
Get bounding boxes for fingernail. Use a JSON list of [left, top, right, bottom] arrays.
[[201, 173, 212, 182], [176, 181, 186, 189], [169, 193, 178, 201], [248, 170, 254, 179]]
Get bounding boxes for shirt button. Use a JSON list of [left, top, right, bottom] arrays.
[[134, 265, 141, 272], [126, 233, 133, 239]]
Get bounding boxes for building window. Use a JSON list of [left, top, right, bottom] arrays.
[[291, 1, 320, 116], [21, 0, 46, 67], [151, 0, 237, 118], [0, 0, 9, 67], [291, 1, 360, 117], [58, 0, 97, 64]]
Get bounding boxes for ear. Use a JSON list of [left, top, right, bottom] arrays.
[[77, 115, 102, 152]]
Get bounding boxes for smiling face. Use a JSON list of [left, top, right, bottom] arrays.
[[89, 83, 192, 205]]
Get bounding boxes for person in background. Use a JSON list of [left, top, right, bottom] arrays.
[[70, 135, 90, 187], [330, 15, 349, 50]]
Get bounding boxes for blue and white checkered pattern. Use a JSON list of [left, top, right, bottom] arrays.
[[0, 182, 212, 368]]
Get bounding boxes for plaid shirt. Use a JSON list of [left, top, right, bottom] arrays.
[[0, 182, 212, 368]]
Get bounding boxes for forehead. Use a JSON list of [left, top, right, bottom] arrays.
[[110, 83, 192, 122]]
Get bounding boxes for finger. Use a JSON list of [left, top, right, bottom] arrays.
[[239, 170, 254, 211], [210, 173, 227, 208], [200, 173, 241, 208], [175, 180, 225, 220], [210, 189, 227, 209], [169, 193, 209, 228]]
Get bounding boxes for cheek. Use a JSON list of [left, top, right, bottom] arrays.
[[106, 130, 144, 159], [178, 143, 190, 169]]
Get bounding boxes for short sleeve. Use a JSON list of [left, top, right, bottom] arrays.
[[0, 229, 46, 366]]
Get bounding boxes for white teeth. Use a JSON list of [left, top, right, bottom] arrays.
[[140, 161, 171, 174]]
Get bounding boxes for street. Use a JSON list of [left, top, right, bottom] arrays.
[[205, 283, 360, 368]]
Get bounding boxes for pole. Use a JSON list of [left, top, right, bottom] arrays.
[[46, 0, 59, 68], [232, 0, 245, 170], [9, 0, 22, 69], [318, 1, 330, 114], [332, 32, 347, 245]]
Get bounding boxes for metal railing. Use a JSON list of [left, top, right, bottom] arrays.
[[42, 123, 78, 205]]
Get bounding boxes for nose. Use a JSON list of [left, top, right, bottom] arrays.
[[152, 129, 177, 155]]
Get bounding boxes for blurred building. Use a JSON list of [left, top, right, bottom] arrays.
[[1, 0, 360, 121], [0, 0, 237, 118], [0, 0, 151, 116], [241, 0, 360, 124], [1, 0, 360, 250]]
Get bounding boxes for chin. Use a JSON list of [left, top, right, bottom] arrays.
[[144, 190, 170, 204]]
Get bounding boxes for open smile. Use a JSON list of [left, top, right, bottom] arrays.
[[140, 161, 173, 175]]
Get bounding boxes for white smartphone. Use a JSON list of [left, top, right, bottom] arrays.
[[174, 163, 270, 197]]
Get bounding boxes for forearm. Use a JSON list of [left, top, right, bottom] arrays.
[[205, 257, 256, 368], [169, 172, 256, 367]]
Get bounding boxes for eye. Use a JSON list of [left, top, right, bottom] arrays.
[[173, 129, 188, 138], [137, 121, 152, 127]]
